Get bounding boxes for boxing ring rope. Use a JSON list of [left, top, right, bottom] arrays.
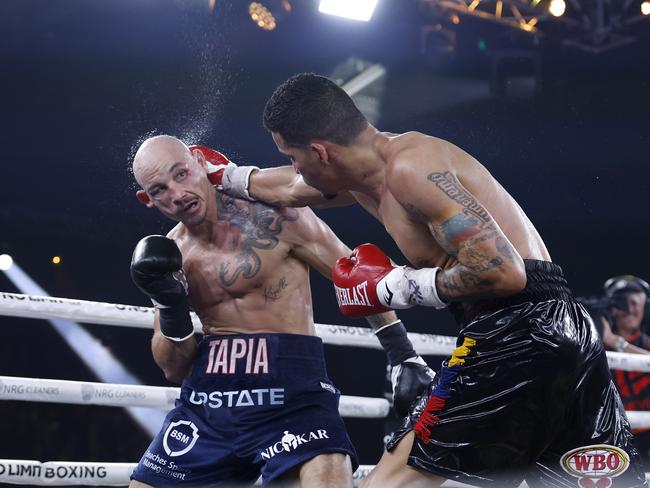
[[3, 374, 650, 428], [2, 460, 456, 487], [0, 461, 381, 486], [3, 291, 650, 486], [0, 376, 391, 419], [2, 292, 647, 370], [0, 460, 493, 487]]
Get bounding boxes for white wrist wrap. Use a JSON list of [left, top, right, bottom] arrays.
[[377, 267, 447, 310], [221, 165, 259, 201]]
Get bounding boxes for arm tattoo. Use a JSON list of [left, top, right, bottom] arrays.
[[441, 272, 462, 294], [427, 172, 490, 224], [496, 236, 516, 263], [461, 247, 503, 273], [216, 194, 299, 287], [438, 212, 481, 249], [458, 269, 492, 289], [398, 173, 514, 300], [264, 277, 288, 303]]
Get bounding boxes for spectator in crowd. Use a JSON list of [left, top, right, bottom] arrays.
[[594, 275, 650, 463], [595, 276, 650, 355]]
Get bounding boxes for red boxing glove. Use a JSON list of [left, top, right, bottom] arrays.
[[189, 144, 258, 201], [333, 243, 395, 317], [188, 145, 233, 186], [334, 244, 446, 316]]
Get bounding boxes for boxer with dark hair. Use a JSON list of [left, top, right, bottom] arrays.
[[127, 135, 433, 487], [212, 73, 647, 487]]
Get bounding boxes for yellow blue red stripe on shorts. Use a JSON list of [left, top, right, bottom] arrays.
[[413, 337, 477, 444]]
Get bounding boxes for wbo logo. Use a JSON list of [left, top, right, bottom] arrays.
[[163, 420, 199, 457], [561, 444, 629, 487]]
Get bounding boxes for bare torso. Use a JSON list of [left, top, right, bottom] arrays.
[[169, 194, 315, 336], [352, 131, 551, 270]]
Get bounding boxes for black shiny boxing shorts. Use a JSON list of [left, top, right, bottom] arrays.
[[387, 260, 648, 488]]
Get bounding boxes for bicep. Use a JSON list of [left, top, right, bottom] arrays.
[[395, 169, 519, 271]]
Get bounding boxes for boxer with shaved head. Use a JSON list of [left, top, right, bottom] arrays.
[[128, 135, 433, 487]]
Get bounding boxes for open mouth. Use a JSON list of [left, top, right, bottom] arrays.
[[184, 201, 199, 213]]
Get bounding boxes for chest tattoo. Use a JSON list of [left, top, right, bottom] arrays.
[[216, 194, 299, 287]]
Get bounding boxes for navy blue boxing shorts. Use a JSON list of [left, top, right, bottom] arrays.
[[387, 260, 648, 488], [131, 333, 358, 486]]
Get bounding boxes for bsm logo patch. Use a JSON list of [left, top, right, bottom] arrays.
[[163, 420, 199, 457]]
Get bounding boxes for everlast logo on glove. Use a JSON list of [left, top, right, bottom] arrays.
[[332, 243, 394, 317], [334, 282, 372, 308]]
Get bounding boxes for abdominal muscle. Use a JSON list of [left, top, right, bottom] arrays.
[[191, 276, 317, 337]]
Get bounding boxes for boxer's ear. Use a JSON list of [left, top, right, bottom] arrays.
[[192, 148, 208, 170], [310, 142, 330, 164], [136, 190, 154, 208]]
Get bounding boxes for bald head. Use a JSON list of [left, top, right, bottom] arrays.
[[132, 135, 192, 187], [132, 134, 214, 224]]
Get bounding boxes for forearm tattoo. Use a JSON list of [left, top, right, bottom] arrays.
[[217, 194, 298, 287]]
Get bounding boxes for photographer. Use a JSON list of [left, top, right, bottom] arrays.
[[593, 275, 650, 464], [596, 276, 650, 355]]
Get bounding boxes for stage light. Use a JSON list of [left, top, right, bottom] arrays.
[[549, 0, 566, 17], [248, 1, 291, 31], [642, 0, 650, 15], [0, 254, 13, 271], [319, 0, 378, 22], [52, 256, 62, 265]]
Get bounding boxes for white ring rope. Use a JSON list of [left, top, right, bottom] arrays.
[[2, 292, 648, 371], [0, 376, 390, 419], [0, 292, 456, 355], [2, 374, 650, 428], [0, 460, 478, 487], [0, 460, 135, 487]]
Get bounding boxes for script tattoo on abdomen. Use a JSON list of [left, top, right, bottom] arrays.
[[217, 194, 298, 287], [264, 277, 288, 303]]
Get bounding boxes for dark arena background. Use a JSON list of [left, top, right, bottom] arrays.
[[1, 0, 649, 486]]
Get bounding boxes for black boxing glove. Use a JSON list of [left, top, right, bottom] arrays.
[[375, 320, 436, 417], [130, 235, 194, 342]]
